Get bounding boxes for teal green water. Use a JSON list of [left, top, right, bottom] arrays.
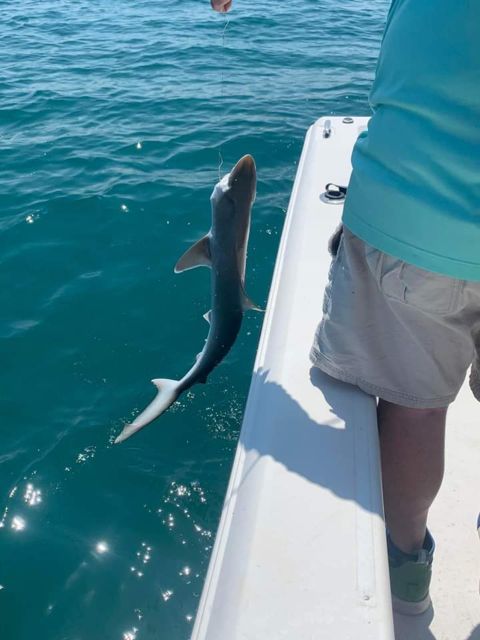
[[1, 2, 388, 638]]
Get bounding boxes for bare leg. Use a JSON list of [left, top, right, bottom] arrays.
[[377, 399, 447, 554]]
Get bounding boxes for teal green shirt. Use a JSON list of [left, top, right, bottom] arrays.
[[343, 0, 480, 280]]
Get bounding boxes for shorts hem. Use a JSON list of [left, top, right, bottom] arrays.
[[309, 348, 455, 409]]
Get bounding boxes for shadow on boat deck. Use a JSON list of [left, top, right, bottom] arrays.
[[238, 365, 382, 515], [394, 609, 480, 640], [235, 366, 479, 640]]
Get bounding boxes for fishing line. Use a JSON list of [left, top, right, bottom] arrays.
[[218, 13, 230, 181]]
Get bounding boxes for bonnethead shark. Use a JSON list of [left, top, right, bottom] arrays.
[[115, 154, 260, 444]]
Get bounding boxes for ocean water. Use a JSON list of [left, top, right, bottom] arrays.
[[1, 1, 388, 638]]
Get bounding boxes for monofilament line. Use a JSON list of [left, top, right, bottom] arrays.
[[218, 14, 230, 181]]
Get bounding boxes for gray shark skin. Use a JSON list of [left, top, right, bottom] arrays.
[[115, 155, 259, 444]]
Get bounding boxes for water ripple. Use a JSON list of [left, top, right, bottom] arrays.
[[0, 1, 389, 638]]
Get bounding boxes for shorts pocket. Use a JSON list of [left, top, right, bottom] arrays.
[[366, 249, 463, 315], [326, 226, 344, 282], [328, 224, 344, 258], [323, 227, 345, 314]]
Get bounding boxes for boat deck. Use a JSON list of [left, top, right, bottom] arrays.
[[192, 117, 480, 640], [398, 382, 480, 640]]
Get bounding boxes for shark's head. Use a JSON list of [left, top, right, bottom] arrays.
[[210, 155, 257, 277], [210, 155, 257, 210], [227, 154, 257, 204]]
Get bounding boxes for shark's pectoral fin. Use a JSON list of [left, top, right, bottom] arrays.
[[203, 310, 212, 324], [174, 235, 212, 273], [241, 289, 264, 313]]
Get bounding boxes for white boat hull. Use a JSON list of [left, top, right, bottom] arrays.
[[192, 116, 480, 640]]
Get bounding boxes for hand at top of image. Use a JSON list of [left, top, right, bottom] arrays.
[[211, 0, 233, 13]]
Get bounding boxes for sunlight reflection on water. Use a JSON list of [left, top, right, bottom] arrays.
[[0, 0, 388, 637]]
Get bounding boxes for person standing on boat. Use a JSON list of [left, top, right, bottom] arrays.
[[212, 0, 480, 617]]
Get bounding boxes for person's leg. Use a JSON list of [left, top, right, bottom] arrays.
[[377, 399, 447, 554]]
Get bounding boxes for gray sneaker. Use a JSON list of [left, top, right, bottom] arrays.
[[387, 529, 435, 616]]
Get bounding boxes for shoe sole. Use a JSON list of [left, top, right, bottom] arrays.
[[392, 592, 432, 616]]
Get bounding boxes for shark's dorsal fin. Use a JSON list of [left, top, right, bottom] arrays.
[[203, 310, 212, 324], [174, 235, 211, 273]]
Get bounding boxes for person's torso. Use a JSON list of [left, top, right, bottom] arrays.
[[343, 0, 480, 280]]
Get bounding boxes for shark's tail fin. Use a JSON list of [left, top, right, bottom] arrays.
[[114, 378, 179, 444]]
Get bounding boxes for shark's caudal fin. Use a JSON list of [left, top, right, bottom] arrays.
[[114, 379, 179, 444]]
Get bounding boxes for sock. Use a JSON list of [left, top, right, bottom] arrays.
[[387, 528, 434, 563]]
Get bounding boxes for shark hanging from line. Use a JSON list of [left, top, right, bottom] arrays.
[[115, 155, 261, 444]]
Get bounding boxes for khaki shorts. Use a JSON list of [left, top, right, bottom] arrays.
[[310, 225, 480, 408]]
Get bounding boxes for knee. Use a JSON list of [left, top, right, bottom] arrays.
[[410, 402, 449, 414], [378, 399, 448, 420], [402, 406, 448, 422]]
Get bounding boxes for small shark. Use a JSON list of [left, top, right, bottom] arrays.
[[115, 155, 260, 444]]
